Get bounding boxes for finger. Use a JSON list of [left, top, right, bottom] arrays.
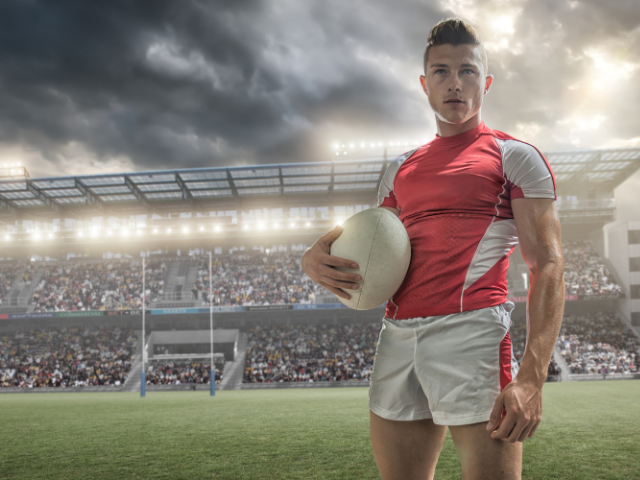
[[320, 275, 360, 292], [319, 282, 351, 300], [323, 254, 359, 270], [321, 225, 345, 245], [486, 393, 505, 431], [527, 420, 541, 438], [490, 410, 518, 440], [319, 264, 362, 283], [517, 423, 535, 443], [505, 418, 529, 443]]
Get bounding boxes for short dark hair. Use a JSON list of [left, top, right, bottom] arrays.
[[423, 18, 488, 74]]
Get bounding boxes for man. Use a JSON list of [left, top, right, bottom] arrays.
[[301, 17, 565, 480]]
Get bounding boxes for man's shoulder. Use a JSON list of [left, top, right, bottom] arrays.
[[482, 127, 545, 158]]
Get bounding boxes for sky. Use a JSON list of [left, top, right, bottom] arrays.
[[0, 0, 639, 199]]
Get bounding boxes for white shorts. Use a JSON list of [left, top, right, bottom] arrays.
[[368, 302, 518, 426]]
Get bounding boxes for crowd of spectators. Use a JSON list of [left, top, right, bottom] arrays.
[[0, 327, 138, 388], [0, 261, 36, 304], [192, 252, 323, 306], [145, 359, 224, 385], [563, 240, 622, 296], [31, 259, 166, 312], [243, 322, 379, 383], [557, 312, 638, 375]]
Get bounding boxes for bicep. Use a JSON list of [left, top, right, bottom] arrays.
[[511, 198, 563, 273]]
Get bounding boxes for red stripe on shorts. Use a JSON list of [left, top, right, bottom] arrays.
[[499, 331, 513, 391]]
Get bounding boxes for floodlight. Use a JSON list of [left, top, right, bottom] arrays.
[[214, 225, 221, 232], [48, 233, 53, 239], [290, 223, 296, 228], [153, 228, 158, 234], [243, 225, 249, 231], [122, 229, 130, 237], [78, 231, 84, 238], [33, 232, 41, 241], [257, 222, 265, 230], [305, 222, 311, 227], [4, 235, 10, 241], [167, 228, 172, 234], [136, 229, 142, 236], [274, 223, 279, 228], [199, 226, 204, 232]]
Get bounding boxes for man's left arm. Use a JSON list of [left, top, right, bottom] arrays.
[[486, 197, 565, 443]]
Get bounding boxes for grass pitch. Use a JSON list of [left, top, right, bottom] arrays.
[[0, 381, 638, 480]]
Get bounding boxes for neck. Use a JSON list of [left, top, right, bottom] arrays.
[[435, 112, 482, 137]]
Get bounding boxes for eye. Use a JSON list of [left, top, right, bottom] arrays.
[[462, 69, 475, 74], [435, 69, 447, 74]]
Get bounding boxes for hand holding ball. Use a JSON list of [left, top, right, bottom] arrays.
[[330, 207, 411, 310]]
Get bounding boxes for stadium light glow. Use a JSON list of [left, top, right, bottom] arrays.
[[153, 228, 158, 234], [78, 231, 84, 238], [335, 218, 344, 226], [199, 226, 204, 232], [136, 229, 143, 236], [33, 232, 41, 241], [305, 222, 311, 227], [122, 229, 130, 237], [4, 235, 10, 241], [47, 233, 53, 239], [182, 227, 189, 234], [257, 222, 265, 230], [243, 224, 249, 231], [166, 228, 172, 234], [214, 225, 221, 232], [290, 222, 296, 229], [106, 229, 113, 236], [274, 223, 280, 228]]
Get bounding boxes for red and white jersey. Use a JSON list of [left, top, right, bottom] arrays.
[[378, 122, 556, 320]]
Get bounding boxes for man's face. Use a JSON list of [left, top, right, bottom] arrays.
[[420, 44, 492, 126]]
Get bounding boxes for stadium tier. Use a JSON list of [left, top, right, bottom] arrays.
[[145, 359, 224, 385], [243, 323, 378, 383], [0, 242, 626, 317], [0, 327, 137, 388], [557, 312, 639, 375]]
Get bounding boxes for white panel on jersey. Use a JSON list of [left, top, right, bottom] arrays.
[[376, 148, 419, 207], [495, 138, 555, 198], [462, 218, 519, 292]]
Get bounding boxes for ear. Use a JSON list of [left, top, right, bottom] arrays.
[[484, 74, 494, 95], [420, 75, 429, 96]]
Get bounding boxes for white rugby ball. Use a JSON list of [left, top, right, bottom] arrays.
[[330, 207, 411, 310]]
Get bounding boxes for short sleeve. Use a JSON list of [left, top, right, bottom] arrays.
[[496, 138, 556, 200], [377, 148, 418, 209]]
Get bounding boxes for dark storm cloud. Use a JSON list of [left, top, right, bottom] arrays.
[[0, 0, 639, 176]]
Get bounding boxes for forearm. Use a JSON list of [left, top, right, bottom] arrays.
[[516, 260, 565, 388]]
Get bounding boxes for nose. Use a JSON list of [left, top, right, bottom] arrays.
[[448, 73, 462, 93]]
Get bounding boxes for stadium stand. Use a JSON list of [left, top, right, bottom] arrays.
[[562, 240, 622, 296], [557, 312, 639, 375], [30, 259, 167, 312], [0, 327, 138, 388], [243, 322, 378, 383], [192, 252, 324, 306], [145, 358, 224, 385]]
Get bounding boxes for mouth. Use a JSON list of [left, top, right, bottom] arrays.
[[444, 99, 464, 104]]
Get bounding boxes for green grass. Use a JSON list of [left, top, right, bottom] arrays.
[[0, 381, 638, 479]]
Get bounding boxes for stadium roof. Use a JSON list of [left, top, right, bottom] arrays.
[[1, 147, 639, 218]]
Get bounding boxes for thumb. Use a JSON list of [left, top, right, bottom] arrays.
[[324, 224, 343, 242], [486, 393, 505, 431]]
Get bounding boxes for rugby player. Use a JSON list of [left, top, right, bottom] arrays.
[[301, 18, 565, 480]]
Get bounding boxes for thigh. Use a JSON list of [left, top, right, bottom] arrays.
[[370, 410, 447, 480], [449, 422, 522, 480]]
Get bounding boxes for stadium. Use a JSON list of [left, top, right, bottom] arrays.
[[2, 2, 640, 479], [1, 145, 640, 478]]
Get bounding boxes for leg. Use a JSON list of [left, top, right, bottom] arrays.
[[449, 422, 522, 480], [370, 410, 447, 480]]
